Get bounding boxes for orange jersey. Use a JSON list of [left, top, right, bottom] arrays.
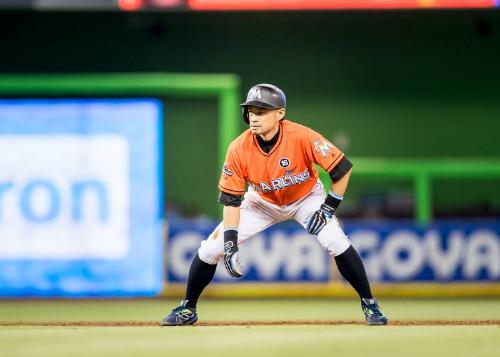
[[218, 120, 344, 206]]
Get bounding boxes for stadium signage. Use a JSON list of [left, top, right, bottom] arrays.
[[0, 99, 163, 296], [168, 221, 500, 282]]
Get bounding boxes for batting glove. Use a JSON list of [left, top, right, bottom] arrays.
[[307, 192, 343, 236], [223, 229, 244, 278]]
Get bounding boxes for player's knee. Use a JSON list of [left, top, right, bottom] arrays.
[[317, 224, 351, 257], [197, 246, 221, 265], [197, 226, 224, 265], [330, 239, 351, 256]]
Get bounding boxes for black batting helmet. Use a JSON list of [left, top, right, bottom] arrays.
[[241, 84, 286, 124]]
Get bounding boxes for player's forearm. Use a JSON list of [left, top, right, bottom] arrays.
[[222, 205, 243, 277], [308, 168, 352, 235], [330, 168, 351, 197], [223, 205, 241, 230]]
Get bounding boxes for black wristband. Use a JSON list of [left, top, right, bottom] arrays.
[[224, 229, 238, 243], [324, 193, 342, 211]]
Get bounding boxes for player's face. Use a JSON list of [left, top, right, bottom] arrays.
[[247, 106, 285, 140]]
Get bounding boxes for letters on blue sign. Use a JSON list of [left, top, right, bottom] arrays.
[[71, 180, 109, 222], [0, 181, 13, 220], [0, 179, 108, 223], [20, 180, 61, 223]]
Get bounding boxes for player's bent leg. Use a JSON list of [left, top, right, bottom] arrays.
[[160, 253, 214, 326], [317, 223, 388, 325], [161, 225, 222, 326], [162, 189, 279, 325], [293, 191, 388, 325]]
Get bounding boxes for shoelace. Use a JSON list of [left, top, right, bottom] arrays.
[[174, 309, 195, 321], [364, 304, 385, 317]]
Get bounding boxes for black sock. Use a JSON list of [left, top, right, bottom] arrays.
[[334, 245, 373, 299], [185, 253, 217, 309]]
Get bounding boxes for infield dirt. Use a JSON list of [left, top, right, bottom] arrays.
[[2, 319, 498, 327]]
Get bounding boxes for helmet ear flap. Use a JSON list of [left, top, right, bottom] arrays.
[[242, 107, 249, 124]]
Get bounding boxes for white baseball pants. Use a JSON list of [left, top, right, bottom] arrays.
[[198, 180, 351, 265]]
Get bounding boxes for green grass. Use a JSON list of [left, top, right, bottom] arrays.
[[1, 325, 499, 357], [1, 298, 499, 322], [0, 299, 499, 357]]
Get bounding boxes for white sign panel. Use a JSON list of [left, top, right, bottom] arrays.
[[0, 135, 130, 259]]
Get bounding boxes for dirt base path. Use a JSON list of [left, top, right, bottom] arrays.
[[1, 320, 499, 327]]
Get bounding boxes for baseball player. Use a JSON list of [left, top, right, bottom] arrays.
[[162, 84, 388, 326]]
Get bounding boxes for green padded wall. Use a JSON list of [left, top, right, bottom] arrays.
[[2, 10, 499, 217]]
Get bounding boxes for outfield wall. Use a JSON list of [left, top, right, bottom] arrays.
[[0, 90, 498, 298], [165, 219, 500, 297]]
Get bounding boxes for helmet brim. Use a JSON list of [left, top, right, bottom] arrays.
[[240, 100, 280, 109]]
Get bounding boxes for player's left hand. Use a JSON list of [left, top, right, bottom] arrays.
[[223, 230, 244, 278], [307, 203, 336, 236]]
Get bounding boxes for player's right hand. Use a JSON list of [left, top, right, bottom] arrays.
[[223, 230, 244, 278]]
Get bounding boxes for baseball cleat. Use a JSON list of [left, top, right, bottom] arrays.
[[161, 300, 198, 326], [361, 298, 388, 325]]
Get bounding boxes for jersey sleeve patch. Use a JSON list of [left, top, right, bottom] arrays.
[[222, 162, 233, 177], [313, 138, 335, 159], [218, 147, 246, 195], [306, 130, 344, 172]]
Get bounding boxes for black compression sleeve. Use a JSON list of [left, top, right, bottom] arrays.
[[334, 245, 373, 299], [218, 191, 243, 207], [329, 156, 353, 183], [185, 253, 217, 308], [324, 193, 342, 211]]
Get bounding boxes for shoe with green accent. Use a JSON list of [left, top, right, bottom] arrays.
[[361, 298, 388, 325], [161, 300, 198, 326]]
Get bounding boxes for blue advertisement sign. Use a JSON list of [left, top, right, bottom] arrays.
[[167, 220, 330, 282], [167, 219, 500, 283], [0, 99, 163, 297], [345, 221, 500, 282]]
